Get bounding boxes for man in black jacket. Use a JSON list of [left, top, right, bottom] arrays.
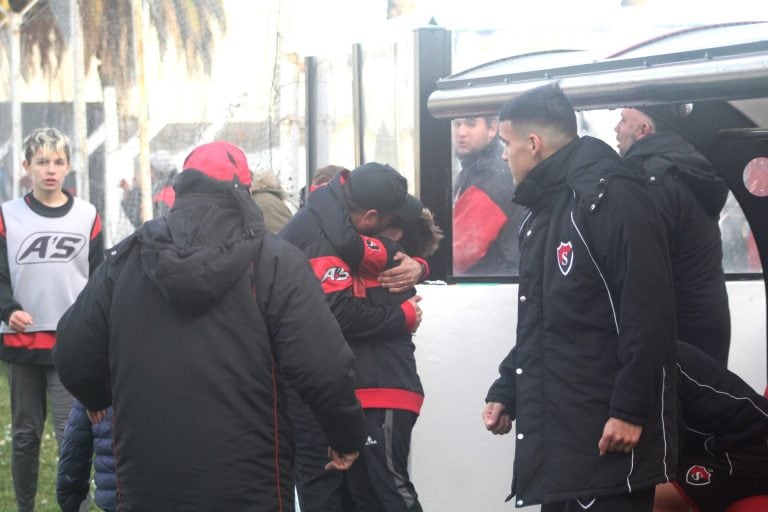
[[483, 84, 677, 511], [452, 116, 527, 276], [53, 141, 366, 512], [616, 107, 731, 365]]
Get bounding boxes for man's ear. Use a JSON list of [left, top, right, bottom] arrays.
[[641, 121, 655, 137], [360, 209, 379, 230], [529, 133, 543, 159], [488, 119, 499, 138]]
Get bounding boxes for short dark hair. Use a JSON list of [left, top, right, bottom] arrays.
[[498, 83, 577, 138], [313, 165, 346, 187]]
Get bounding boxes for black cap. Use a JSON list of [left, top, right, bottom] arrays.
[[348, 162, 422, 221], [636, 106, 672, 132]]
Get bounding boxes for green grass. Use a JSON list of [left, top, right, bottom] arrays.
[[0, 363, 98, 511]]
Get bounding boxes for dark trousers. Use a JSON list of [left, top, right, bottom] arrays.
[[346, 409, 422, 512], [290, 387, 354, 512], [7, 362, 73, 512], [540, 487, 654, 512]]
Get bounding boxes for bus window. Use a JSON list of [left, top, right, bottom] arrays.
[[722, 157, 768, 274]]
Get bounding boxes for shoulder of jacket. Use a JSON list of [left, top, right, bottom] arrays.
[[569, 160, 641, 214], [104, 233, 140, 263]]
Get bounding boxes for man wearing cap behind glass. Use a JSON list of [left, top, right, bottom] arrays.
[[53, 141, 366, 512], [279, 162, 427, 512], [615, 107, 731, 366]]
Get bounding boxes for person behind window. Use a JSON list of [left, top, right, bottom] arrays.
[[483, 84, 676, 512], [452, 116, 527, 276], [615, 107, 731, 365]]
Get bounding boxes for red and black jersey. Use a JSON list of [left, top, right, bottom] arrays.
[[346, 234, 424, 414], [280, 174, 417, 338]]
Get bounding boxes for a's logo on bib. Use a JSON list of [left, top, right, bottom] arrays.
[[16, 232, 87, 264], [556, 242, 574, 276]]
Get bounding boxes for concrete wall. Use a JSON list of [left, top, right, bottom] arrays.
[[409, 280, 766, 511]]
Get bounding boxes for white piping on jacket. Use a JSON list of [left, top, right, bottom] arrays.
[[678, 364, 768, 421], [570, 205, 674, 490], [569, 210, 619, 334]]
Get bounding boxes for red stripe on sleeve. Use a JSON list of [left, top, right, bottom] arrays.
[[309, 256, 353, 294], [90, 214, 103, 241], [400, 299, 416, 333], [453, 185, 508, 274], [358, 236, 389, 278], [0, 210, 5, 237], [413, 257, 429, 281]]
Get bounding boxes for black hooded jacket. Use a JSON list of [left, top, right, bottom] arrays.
[[486, 137, 677, 507], [53, 171, 366, 512], [623, 131, 731, 365]]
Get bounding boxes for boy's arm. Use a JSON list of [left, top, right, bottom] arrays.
[[88, 213, 105, 274], [0, 213, 22, 323]]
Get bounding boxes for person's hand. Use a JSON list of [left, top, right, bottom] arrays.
[[598, 417, 642, 455], [87, 409, 107, 424], [8, 310, 33, 333], [406, 295, 422, 331], [483, 401, 512, 435], [325, 447, 359, 471], [379, 252, 423, 293]]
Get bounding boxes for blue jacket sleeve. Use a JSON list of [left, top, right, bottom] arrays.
[[56, 401, 94, 512]]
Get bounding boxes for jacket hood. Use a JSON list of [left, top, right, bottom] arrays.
[[138, 171, 266, 315], [305, 174, 366, 269], [624, 131, 728, 217], [253, 186, 286, 200]]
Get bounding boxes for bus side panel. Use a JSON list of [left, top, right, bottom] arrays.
[[410, 280, 764, 511]]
